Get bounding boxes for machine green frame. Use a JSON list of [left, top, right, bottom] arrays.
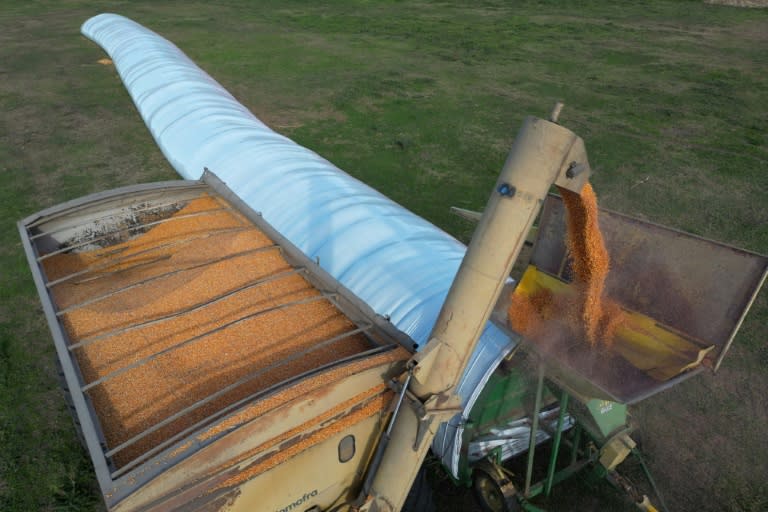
[[459, 357, 637, 511]]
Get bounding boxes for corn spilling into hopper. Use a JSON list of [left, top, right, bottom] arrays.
[[507, 183, 716, 383], [490, 186, 767, 405]]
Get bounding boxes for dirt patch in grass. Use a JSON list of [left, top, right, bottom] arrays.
[[706, 0, 768, 7], [726, 19, 768, 43]]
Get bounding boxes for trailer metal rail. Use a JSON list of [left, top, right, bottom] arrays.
[[18, 170, 415, 506]]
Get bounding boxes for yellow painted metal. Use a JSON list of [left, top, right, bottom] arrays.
[[614, 314, 713, 381], [636, 495, 659, 512], [511, 266, 714, 381], [598, 433, 636, 472]]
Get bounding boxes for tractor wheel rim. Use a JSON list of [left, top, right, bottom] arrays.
[[478, 474, 504, 511]]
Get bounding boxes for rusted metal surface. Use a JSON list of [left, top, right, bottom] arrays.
[[196, 490, 241, 512]]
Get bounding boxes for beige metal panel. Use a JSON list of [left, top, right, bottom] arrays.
[[151, 400, 387, 512], [113, 362, 400, 511], [227, 415, 383, 512]]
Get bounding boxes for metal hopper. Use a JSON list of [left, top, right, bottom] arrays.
[[493, 194, 767, 404]]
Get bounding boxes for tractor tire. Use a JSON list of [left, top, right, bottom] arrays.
[[402, 464, 436, 512], [473, 468, 521, 512]]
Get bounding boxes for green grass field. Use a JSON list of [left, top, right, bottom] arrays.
[[1, 1, 766, 511]]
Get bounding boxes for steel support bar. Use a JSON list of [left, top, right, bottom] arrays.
[[68, 267, 304, 351], [570, 424, 582, 467], [356, 369, 414, 505], [48, 255, 172, 288], [81, 293, 334, 392], [525, 363, 545, 497], [55, 245, 279, 315], [23, 182, 208, 229], [632, 448, 670, 512], [525, 457, 593, 499], [545, 391, 569, 496], [29, 199, 188, 240], [46, 226, 249, 287], [103, 322, 369, 459], [108, 344, 387, 479]]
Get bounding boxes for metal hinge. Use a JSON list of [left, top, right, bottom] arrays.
[[385, 378, 462, 451]]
